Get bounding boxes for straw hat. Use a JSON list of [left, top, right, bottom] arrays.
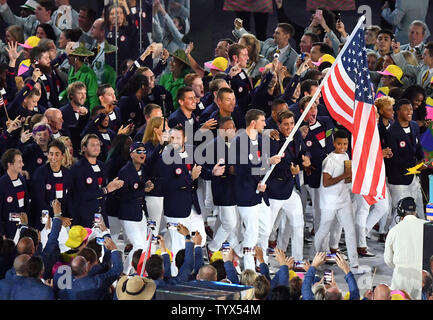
[[116, 276, 156, 300]]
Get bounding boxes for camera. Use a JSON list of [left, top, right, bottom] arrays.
[[294, 260, 305, 270], [221, 241, 230, 253], [273, 52, 280, 59], [152, 235, 160, 244], [147, 220, 156, 230], [94, 213, 102, 227]]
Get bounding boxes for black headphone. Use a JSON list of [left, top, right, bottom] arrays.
[[396, 197, 416, 217]]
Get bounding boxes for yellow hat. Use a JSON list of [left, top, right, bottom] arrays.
[[210, 250, 223, 264], [378, 64, 403, 83], [155, 248, 173, 262], [204, 57, 228, 73], [313, 54, 335, 66], [18, 36, 40, 49], [65, 226, 92, 249]]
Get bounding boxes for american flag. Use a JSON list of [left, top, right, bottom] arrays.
[[321, 22, 386, 205]]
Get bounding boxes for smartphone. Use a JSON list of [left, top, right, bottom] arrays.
[[191, 231, 197, 236], [294, 260, 305, 270], [316, 9, 323, 18], [336, 12, 342, 22], [9, 212, 21, 222], [324, 270, 332, 285], [152, 43, 163, 59], [94, 213, 102, 226], [167, 222, 178, 230], [147, 220, 156, 229], [243, 247, 255, 255], [301, 52, 306, 61], [127, 118, 134, 125], [151, 235, 160, 244], [221, 241, 230, 253], [41, 210, 49, 224], [96, 237, 105, 245]]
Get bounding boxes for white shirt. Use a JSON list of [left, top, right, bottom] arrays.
[[319, 152, 351, 210]]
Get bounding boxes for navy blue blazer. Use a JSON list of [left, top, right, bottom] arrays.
[[0, 174, 29, 239], [231, 131, 269, 207], [117, 161, 148, 221], [0, 275, 25, 300], [226, 67, 252, 114], [203, 136, 236, 206], [107, 106, 122, 133], [69, 157, 110, 228], [159, 146, 201, 218], [9, 277, 55, 300], [6, 80, 46, 119], [56, 250, 123, 300], [21, 142, 47, 176], [268, 131, 308, 200], [265, 116, 279, 131], [386, 120, 424, 185], [60, 102, 90, 156], [208, 106, 246, 132], [198, 102, 218, 126], [302, 116, 335, 188], [104, 155, 128, 218], [168, 108, 198, 132], [143, 85, 174, 116], [117, 94, 145, 129], [29, 164, 72, 230], [144, 141, 164, 197]]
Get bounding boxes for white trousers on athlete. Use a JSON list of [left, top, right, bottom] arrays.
[[165, 208, 206, 275], [269, 190, 304, 260], [121, 212, 148, 274], [388, 176, 424, 229], [314, 206, 359, 267], [196, 178, 214, 222], [237, 200, 272, 271], [146, 196, 164, 234], [354, 191, 390, 248], [304, 186, 321, 232], [208, 206, 240, 252]]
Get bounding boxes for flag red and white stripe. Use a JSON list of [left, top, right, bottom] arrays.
[[321, 21, 386, 205]]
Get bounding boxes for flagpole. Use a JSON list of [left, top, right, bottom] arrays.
[[257, 15, 366, 192]]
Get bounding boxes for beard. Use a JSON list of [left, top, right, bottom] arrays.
[[38, 64, 52, 75]]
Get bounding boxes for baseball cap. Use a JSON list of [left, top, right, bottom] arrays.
[[129, 142, 146, 154], [378, 64, 403, 83], [18, 36, 40, 49], [312, 54, 335, 66], [204, 57, 228, 73], [398, 197, 416, 212], [116, 276, 156, 300], [20, 0, 38, 12], [65, 226, 92, 249]]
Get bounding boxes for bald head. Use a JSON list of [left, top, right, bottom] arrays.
[[44, 108, 63, 132], [71, 255, 88, 277], [325, 287, 343, 300], [17, 237, 35, 255], [14, 254, 31, 276], [374, 284, 391, 300], [197, 265, 217, 281], [91, 18, 105, 41]]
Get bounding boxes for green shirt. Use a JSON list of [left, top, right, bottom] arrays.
[[159, 67, 191, 110], [60, 63, 99, 111]]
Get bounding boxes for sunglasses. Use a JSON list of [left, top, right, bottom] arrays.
[[134, 149, 147, 154]]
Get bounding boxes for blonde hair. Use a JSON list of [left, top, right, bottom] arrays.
[[6, 25, 24, 44], [57, 136, 74, 168], [374, 96, 395, 113], [240, 269, 258, 286], [240, 33, 261, 63], [401, 51, 418, 66], [312, 283, 326, 300], [142, 116, 164, 146]]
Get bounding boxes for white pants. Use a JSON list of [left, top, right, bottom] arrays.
[[238, 200, 272, 270], [121, 212, 148, 274], [305, 186, 321, 232], [270, 191, 304, 260], [388, 176, 425, 230], [315, 206, 359, 267], [208, 206, 240, 252], [146, 196, 164, 234], [196, 178, 214, 222], [354, 192, 390, 248], [108, 216, 123, 244], [165, 208, 206, 275]]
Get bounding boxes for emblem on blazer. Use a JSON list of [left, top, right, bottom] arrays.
[[238, 87, 243, 93], [248, 153, 253, 160], [130, 112, 136, 118], [86, 177, 93, 184], [46, 184, 52, 190], [6, 196, 13, 203], [306, 140, 312, 147], [37, 158, 43, 164], [400, 141, 406, 148], [142, 12, 146, 18], [134, 183, 138, 189], [175, 168, 182, 175], [120, 35, 126, 42]]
